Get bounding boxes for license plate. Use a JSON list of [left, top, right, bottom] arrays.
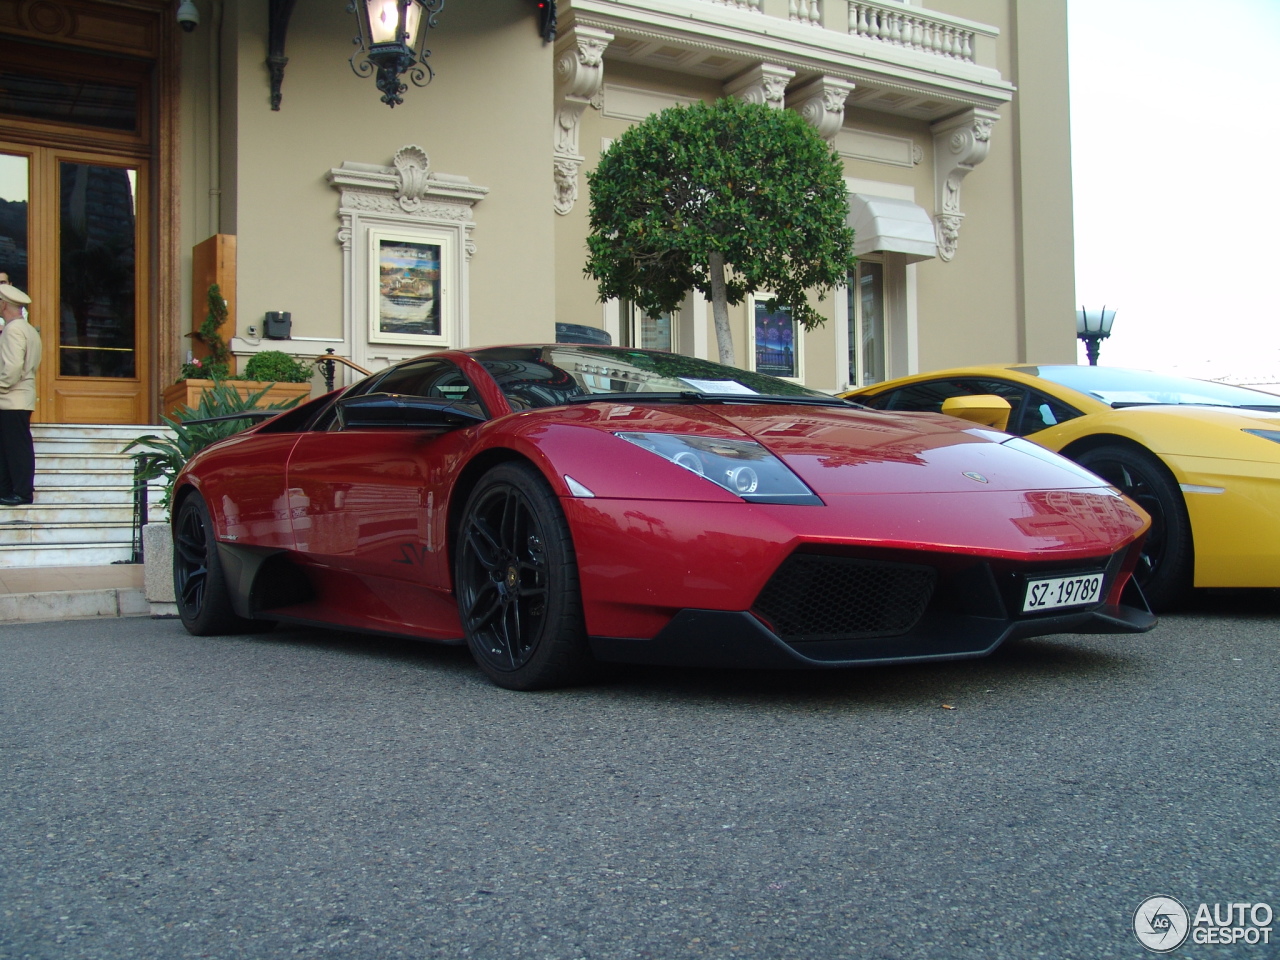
[[1022, 573, 1103, 613]]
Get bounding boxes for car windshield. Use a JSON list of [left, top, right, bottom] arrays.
[[471, 345, 841, 409], [1020, 365, 1280, 411]]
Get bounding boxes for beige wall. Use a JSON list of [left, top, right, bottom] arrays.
[[179, 0, 554, 360], [919, 0, 1076, 368]]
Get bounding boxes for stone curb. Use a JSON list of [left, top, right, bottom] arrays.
[[0, 587, 150, 625]]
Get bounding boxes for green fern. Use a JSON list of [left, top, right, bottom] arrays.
[[125, 382, 302, 512]]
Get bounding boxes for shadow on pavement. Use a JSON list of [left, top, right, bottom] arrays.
[[213, 620, 1137, 711]]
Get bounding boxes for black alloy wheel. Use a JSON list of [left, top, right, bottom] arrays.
[[1075, 444, 1193, 612], [173, 493, 272, 635], [455, 462, 589, 689]]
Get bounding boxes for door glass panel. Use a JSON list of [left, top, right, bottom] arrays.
[[0, 154, 29, 292], [59, 162, 136, 378], [0, 71, 138, 132]]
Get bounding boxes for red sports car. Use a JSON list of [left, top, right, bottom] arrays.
[[172, 345, 1155, 689]]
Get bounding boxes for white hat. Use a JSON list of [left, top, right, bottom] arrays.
[[0, 284, 30, 306]]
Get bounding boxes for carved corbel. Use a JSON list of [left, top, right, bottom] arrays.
[[553, 26, 613, 215], [393, 145, 432, 213], [788, 76, 855, 142], [724, 64, 795, 110], [931, 108, 999, 261]]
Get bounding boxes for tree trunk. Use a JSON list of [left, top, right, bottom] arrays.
[[708, 250, 735, 367]]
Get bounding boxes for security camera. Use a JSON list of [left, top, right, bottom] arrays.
[[176, 0, 199, 32]]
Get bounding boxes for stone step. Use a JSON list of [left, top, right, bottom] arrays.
[[32, 425, 173, 454], [4, 487, 164, 506], [34, 454, 142, 472], [0, 543, 137, 567], [0, 516, 135, 545], [37, 470, 165, 488]]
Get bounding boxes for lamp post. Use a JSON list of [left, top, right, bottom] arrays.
[[1076, 306, 1116, 366], [348, 0, 444, 107]]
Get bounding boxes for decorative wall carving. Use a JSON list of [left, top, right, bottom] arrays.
[[789, 76, 855, 142], [553, 26, 614, 216], [930, 107, 999, 261], [328, 146, 488, 370], [393, 145, 433, 213], [725, 63, 795, 110]]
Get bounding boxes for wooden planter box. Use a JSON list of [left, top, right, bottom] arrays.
[[161, 379, 314, 420]]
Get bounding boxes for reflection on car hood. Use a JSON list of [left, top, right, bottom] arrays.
[[560, 400, 1112, 496], [707, 405, 1113, 495]]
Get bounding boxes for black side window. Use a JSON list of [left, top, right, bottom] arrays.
[[1021, 391, 1083, 435], [877, 378, 1030, 432], [311, 359, 484, 431], [878, 381, 959, 413]]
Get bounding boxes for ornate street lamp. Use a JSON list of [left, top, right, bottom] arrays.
[[348, 0, 444, 107], [1076, 305, 1116, 366]]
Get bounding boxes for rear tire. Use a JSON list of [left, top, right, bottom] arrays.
[[173, 493, 274, 635], [1075, 444, 1192, 612], [455, 462, 590, 690]]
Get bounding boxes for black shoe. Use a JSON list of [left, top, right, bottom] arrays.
[[0, 495, 31, 505]]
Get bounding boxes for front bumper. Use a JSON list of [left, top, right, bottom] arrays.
[[588, 599, 1155, 670], [585, 545, 1155, 670]]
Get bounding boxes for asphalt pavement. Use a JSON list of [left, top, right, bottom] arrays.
[[1, 596, 1277, 960]]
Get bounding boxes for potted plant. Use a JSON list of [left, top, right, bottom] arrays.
[[162, 284, 314, 417]]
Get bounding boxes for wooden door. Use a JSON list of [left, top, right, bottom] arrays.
[[0, 20, 165, 425], [0, 143, 148, 423]]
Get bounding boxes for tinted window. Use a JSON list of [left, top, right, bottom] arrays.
[[1021, 391, 1083, 435], [373, 358, 481, 409], [312, 358, 482, 430], [879, 378, 1025, 418], [472, 345, 830, 410]]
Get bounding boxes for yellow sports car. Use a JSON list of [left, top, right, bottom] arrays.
[[843, 365, 1280, 611]]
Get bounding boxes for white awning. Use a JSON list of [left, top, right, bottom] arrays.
[[846, 194, 937, 263]]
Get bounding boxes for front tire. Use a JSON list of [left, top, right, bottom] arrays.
[[1075, 444, 1192, 612], [173, 493, 272, 635], [455, 462, 590, 690]]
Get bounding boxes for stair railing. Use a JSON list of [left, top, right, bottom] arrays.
[[314, 349, 372, 392], [130, 456, 148, 563]]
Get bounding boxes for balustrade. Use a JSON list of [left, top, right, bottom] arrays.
[[849, 1, 977, 62], [789, 0, 821, 26]]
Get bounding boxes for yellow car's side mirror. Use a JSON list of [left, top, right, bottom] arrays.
[[941, 394, 1012, 432]]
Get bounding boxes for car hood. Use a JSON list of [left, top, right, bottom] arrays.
[[528, 401, 1114, 497], [707, 405, 1111, 495]]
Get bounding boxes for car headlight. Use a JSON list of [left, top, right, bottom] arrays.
[[1244, 429, 1280, 445], [615, 432, 822, 505]]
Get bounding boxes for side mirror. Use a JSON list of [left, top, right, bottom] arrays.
[[941, 394, 1012, 432], [335, 392, 487, 429]]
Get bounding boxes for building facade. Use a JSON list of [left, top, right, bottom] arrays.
[[0, 0, 1075, 423]]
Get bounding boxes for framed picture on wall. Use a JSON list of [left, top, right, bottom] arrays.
[[368, 228, 454, 347], [749, 293, 803, 381]]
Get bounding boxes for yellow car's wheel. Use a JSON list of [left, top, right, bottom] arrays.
[[1075, 444, 1193, 612]]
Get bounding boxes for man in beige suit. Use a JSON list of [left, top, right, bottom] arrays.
[[0, 284, 42, 505]]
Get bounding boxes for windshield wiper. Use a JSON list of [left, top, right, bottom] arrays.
[[563, 391, 852, 407]]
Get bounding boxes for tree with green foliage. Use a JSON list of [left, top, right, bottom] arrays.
[[584, 97, 856, 367]]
